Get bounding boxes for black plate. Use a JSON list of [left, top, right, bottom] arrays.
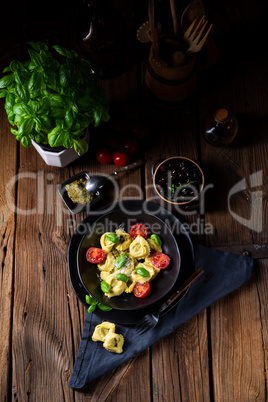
[[77, 209, 181, 310], [68, 200, 195, 325]]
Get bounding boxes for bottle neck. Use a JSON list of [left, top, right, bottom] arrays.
[[214, 108, 229, 124]]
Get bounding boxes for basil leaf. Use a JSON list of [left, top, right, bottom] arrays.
[[18, 118, 34, 136], [73, 139, 88, 155], [116, 273, 129, 282], [65, 109, 74, 129], [150, 234, 162, 246], [13, 103, 31, 116], [63, 133, 73, 149], [10, 61, 24, 72], [100, 281, 110, 293], [87, 304, 96, 313], [59, 65, 69, 87], [0, 75, 14, 89], [115, 254, 128, 270], [28, 72, 43, 91], [53, 45, 69, 57], [48, 128, 66, 148], [97, 303, 112, 311], [28, 49, 42, 65], [28, 42, 42, 52], [20, 136, 32, 147], [106, 233, 119, 244], [0, 89, 7, 98], [16, 83, 29, 103], [136, 267, 150, 277], [85, 295, 97, 305]]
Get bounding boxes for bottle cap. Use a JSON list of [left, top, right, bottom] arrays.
[[215, 108, 229, 122]]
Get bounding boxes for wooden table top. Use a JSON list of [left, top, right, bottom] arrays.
[[1, 1, 267, 401]]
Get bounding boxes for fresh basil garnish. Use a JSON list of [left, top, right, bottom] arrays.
[[116, 273, 129, 282], [115, 254, 128, 269], [150, 234, 162, 246], [100, 281, 110, 293], [106, 233, 119, 244], [136, 267, 150, 277]]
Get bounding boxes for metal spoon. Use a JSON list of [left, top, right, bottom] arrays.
[[85, 159, 146, 193]]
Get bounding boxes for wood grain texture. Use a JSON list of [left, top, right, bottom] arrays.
[[0, 102, 18, 402], [151, 311, 210, 402], [0, 0, 267, 401], [210, 262, 268, 401]]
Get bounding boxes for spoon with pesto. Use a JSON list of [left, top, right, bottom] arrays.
[[85, 159, 146, 193]]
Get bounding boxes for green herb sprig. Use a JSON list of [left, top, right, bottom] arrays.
[[0, 41, 110, 153], [85, 294, 112, 313], [168, 181, 196, 195]]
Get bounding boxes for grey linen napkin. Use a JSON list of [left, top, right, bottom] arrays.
[[69, 244, 254, 388]]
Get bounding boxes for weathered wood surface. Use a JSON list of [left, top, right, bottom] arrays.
[[0, 0, 267, 401]]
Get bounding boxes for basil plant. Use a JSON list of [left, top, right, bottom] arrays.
[[0, 42, 110, 154]]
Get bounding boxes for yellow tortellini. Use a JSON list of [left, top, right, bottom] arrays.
[[103, 331, 124, 354], [97, 252, 115, 271], [129, 235, 151, 258], [92, 321, 124, 353], [94, 228, 167, 298], [92, 322, 116, 342], [115, 228, 132, 251], [100, 232, 116, 253], [104, 273, 127, 298], [147, 238, 162, 253]]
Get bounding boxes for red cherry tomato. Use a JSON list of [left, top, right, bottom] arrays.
[[96, 147, 113, 164], [133, 282, 151, 298], [130, 223, 148, 240], [113, 151, 130, 167], [122, 138, 139, 154], [151, 252, 170, 269], [86, 247, 106, 264], [133, 121, 150, 139]]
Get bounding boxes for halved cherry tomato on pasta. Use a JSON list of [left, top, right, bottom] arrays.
[[130, 223, 148, 239], [133, 282, 151, 298], [151, 252, 170, 269], [86, 247, 106, 264]]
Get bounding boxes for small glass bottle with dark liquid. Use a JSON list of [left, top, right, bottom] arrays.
[[202, 108, 238, 146]]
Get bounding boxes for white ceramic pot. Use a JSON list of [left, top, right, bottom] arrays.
[[31, 128, 90, 167]]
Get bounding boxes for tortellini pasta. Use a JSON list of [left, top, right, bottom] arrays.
[[92, 322, 116, 342], [95, 228, 162, 298], [92, 321, 124, 353], [103, 331, 124, 354], [115, 228, 132, 251], [129, 235, 151, 258], [147, 238, 162, 253], [100, 233, 115, 253]]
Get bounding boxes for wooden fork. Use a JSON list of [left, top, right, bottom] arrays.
[[183, 15, 213, 53]]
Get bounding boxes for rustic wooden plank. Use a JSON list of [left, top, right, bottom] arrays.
[[11, 147, 75, 401], [199, 1, 268, 248], [210, 261, 267, 401], [0, 100, 18, 402], [241, 52, 268, 246], [151, 310, 210, 402], [143, 101, 211, 401], [90, 351, 151, 402], [0, 15, 22, 399]]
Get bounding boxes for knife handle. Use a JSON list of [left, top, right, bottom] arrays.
[[165, 267, 204, 307]]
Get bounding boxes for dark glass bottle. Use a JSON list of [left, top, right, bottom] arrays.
[[202, 108, 238, 146]]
